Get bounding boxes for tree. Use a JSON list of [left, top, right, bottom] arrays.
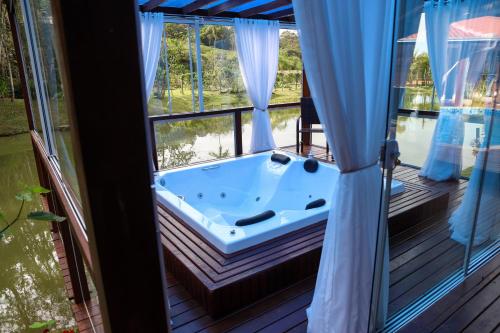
[[409, 54, 432, 86], [0, 5, 19, 101]]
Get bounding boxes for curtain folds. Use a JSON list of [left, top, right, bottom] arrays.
[[449, 109, 500, 246], [234, 18, 279, 153], [293, 1, 395, 332], [140, 12, 164, 100], [420, 0, 495, 181]]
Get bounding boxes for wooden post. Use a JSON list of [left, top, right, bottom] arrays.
[[150, 118, 159, 171], [301, 68, 312, 146], [49, 0, 171, 331], [234, 110, 243, 156]]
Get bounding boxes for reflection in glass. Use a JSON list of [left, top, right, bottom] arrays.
[[154, 114, 235, 169], [0, 135, 74, 331], [23, 0, 80, 201]]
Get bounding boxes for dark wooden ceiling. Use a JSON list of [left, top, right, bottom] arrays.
[[139, 0, 295, 22]]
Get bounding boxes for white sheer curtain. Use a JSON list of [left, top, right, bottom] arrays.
[[140, 12, 164, 100], [450, 109, 500, 246], [420, 0, 492, 181], [293, 1, 395, 332], [234, 18, 279, 153]]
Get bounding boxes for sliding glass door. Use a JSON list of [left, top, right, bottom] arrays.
[[371, 0, 500, 331]]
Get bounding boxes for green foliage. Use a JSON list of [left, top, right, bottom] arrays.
[[408, 54, 432, 86], [29, 319, 56, 329], [15, 186, 51, 202], [27, 211, 66, 223], [0, 185, 65, 239]]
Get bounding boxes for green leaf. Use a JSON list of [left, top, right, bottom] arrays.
[[15, 191, 32, 202], [27, 211, 66, 222], [29, 321, 48, 329], [29, 319, 56, 329], [27, 186, 51, 194], [0, 211, 5, 222]]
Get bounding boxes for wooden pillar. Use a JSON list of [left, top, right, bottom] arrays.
[[301, 68, 312, 146], [49, 0, 171, 331], [234, 110, 243, 156]]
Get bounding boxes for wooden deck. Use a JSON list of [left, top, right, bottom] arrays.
[[50, 144, 500, 332], [158, 148, 450, 318], [164, 145, 496, 332]]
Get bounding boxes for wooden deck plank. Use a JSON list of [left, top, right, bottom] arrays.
[[399, 252, 500, 333], [51, 230, 103, 333], [462, 294, 500, 333], [433, 273, 500, 333]]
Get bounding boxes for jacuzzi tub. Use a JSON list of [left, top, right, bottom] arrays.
[[155, 151, 404, 254]]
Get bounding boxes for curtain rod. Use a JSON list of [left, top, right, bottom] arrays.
[[162, 14, 297, 30]]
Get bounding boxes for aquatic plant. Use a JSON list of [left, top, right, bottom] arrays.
[[0, 186, 65, 239]]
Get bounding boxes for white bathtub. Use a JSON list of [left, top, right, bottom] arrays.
[[155, 151, 404, 254]]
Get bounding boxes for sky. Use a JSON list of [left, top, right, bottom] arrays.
[[414, 13, 429, 55]]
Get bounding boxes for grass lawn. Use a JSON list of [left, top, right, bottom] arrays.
[[0, 99, 29, 136], [147, 87, 301, 115]]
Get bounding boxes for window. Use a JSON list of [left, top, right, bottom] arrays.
[[200, 25, 249, 111], [271, 29, 302, 105], [21, 0, 81, 202], [149, 21, 302, 115]]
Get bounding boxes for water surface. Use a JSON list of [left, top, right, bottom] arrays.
[[0, 134, 74, 332]]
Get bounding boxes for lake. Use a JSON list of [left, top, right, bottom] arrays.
[[0, 134, 75, 332]]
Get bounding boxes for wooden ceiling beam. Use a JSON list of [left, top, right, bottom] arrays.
[[208, 0, 254, 16], [240, 0, 291, 18], [142, 0, 169, 11], [267, 7, 293, 19], [183, 0, 219, 14]]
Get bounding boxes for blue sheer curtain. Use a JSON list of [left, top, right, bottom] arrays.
[[420, 0, 496, 181], [292, 1, 395, 332], [450, 108, 500, 246]]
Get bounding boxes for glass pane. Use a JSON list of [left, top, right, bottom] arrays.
[[189, 24, 200, 112], [376, 1, 500, 329], [24, 0, 80, 201], [241, 107, 300, 154], [148, 25, 170, 115], [200, 25, 249, 110], [0, 2, 42, 137], [161, 23, 199, 114], [466, 73, 499, 267], [466, 109, 500, 267], [154, 114, 235, 169], [270, 29, 302, 105]]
